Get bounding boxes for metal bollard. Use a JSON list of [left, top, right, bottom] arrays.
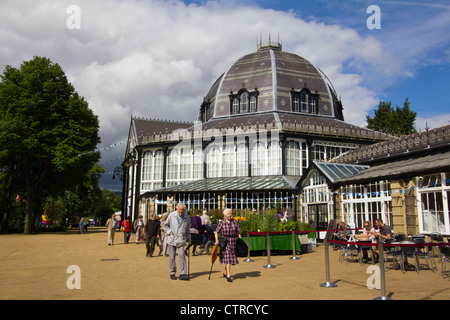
[[290, 230, 300, 260], [263, 232, 275, 268], [374, 240, 392, 300], [244, 232, 254, 262], [320, 239, 337, 287]]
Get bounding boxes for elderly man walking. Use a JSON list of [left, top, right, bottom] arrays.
[[163, 204, 191, 280]]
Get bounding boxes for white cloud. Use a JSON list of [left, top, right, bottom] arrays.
[[3, 0, 439, 189]]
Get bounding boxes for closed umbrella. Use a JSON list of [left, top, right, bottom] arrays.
[[208, 244, 220, 280]]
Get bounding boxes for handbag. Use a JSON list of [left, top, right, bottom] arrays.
[[218, 236, 228, 250], [235, 238, 248, 257]]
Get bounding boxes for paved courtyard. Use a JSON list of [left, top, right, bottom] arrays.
[[1, 226, 449, 301]]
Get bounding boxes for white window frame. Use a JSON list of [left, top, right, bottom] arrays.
[[417, 173, 450, 235]]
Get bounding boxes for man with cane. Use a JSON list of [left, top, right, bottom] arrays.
[[164, 204, 191, 280]]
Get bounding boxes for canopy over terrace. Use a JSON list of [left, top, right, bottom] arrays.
[[137, 175, 301, 217]]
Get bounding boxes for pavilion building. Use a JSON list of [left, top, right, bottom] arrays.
[[122, 40, 391, 235]]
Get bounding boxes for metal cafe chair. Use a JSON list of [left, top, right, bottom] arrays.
[[384, 238, 402, 271], [413, 238, 437, 272], [343, 235, 359, 264], [401, 244, 419, 274]]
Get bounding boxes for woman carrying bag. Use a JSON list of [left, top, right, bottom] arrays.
[[214, 208, 241, 282]]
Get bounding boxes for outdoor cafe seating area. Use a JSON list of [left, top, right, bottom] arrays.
[[335, 231, 450, 280]]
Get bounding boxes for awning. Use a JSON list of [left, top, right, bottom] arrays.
[[138, 175, 300, 199]]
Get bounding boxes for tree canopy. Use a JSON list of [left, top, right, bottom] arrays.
[[0, 56, 101, 233], [366, 98, 417, 135]]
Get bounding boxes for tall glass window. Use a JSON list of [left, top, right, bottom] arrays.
[[268, 141, 281, 175], [309, 96, 316, 113], [222, 144, 235, 177], [153, 151, 164, 182], [240, 92, 248, 113], [285, 141, 301, 176], [301, 91, 308, 112], [251, 142, 266, 176], [193, 147, 203, 179], [141, 151, 153, 191], [232, 98, 239, 114], [250, 96, 257, 112], [236, 143, 248, 177], [418, 173, 449, 234], [207, 145, 221, 178], [180, 148, 192, 180], [292, 94, 300, 112], [167, 149, 179, 183]]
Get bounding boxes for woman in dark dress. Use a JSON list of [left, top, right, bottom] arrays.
[[214, 208, 241, 282]]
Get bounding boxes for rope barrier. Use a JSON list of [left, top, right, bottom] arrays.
[[327, 239, 450, 247], [247, 228, 362, 236]]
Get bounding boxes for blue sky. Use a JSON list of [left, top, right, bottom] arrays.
[[186, 0, 450, 129], [1, 0, 449, 190]]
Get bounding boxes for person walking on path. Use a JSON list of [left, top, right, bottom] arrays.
[[144, 213, 161, 257], [133, 215, 145, 244], [186, 211, 203, 255], [79, 218, 85, 234], [200, 209, 211, 226], [105, 214, 117, 246], [121, 217, 132, 244], [163, 204, 191, 280], [158, 213, 169, 256], [214, 208, 241, 282]]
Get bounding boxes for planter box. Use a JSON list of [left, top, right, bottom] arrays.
[[246, 232, 311, 254]]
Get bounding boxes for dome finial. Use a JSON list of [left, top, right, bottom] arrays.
[[257, 33, 282, 52]]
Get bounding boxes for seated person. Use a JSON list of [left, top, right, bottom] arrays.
[[202, 220, 214, 243], [361, 221, 376, 262], [333, 221, 351, 249], [372, 218, 393, 262]]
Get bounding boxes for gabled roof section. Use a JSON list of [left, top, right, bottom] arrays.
[[131, 117, 193, 146], [299, 161, 369, 188]]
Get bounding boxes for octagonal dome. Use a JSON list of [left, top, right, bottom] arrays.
[[198, 41, 343, 123]]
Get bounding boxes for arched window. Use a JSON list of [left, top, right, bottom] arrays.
[[285, 141, 301, 176], [153, 151, 164, 181], [251, 142, 267, 176], [301, 91, 308, 112], [141, 151, 153, 181], [222, 144, 235, 177], [291, 89, 319, 114], [240, 92, 248, 113], [167, 149, 179, 183], [180, 147, 192, 180], [232, 98, 239, 114], [250, 96, 257, 112], [207, 145, 221, 178], [193, 147, 203, 179], [268, 141, 281, 175], [236, 143, 248, 176], [230, 89, 258, 114], [310, 96, 316, 113], [292, 94, 300, 112], [153, 150, 164, 189]]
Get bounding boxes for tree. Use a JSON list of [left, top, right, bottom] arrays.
[[0, 56, 100, 234], [366, 98, 417, 135]]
